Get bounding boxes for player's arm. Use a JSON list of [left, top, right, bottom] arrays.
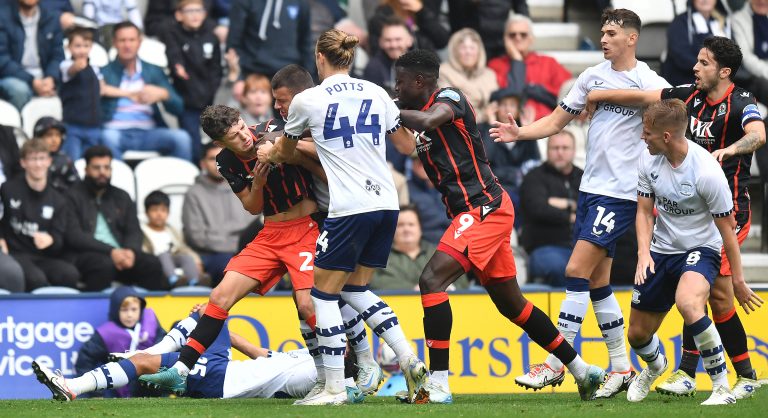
[[388, 125, 416, 155], [399, 103, 453, 132], [489, 106, 575, 143], [635, 193, 656, 285], [296, 138, 319, 161], [229, 331, 270, 359], [714, 214, 764, 312], [261, 136, 299, 164], [234, 162, 270, 215], [586, 89, 661, 108], [711, 120, 766, 162]]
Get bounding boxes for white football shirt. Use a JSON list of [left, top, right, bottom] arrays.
[[284, 74, 400, 217], [637, 143, 733, 254], [223, 349, 316, 399], [561, 60, 670, 201]]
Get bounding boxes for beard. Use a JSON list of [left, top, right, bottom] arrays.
[[84, 174, 110, 192]]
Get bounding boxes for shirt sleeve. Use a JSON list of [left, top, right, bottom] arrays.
[[383, 92, 401, 134], [559, 69, 589, 115], [660, 85, 695, 101], [736, 92, 763, 129], [432, 88, 466, 122], [637, 154, 654, 198], [644, 69, 672, 90], [217, 154, 248, 194], [698, 164, 734, 218], [283, 91, 311, 140]]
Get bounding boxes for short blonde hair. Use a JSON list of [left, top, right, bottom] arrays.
[[643, 99, 687, 136]]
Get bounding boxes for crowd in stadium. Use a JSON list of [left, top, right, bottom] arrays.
[[0, 0, 766, 295]]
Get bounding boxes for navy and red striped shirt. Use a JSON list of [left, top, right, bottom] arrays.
[[217, 119, 314, 216], [415, 88, 504, 218]]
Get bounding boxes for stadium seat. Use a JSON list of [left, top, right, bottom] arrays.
[[528, 0, 565, 21], [134, 156, 200, 230], [636, 22, 669, 71], [63, 39, 110, 67], [20, 97, 63, 139], [611, 0, 686, 24], [109, 37, 168, 69], [0, 288, 11, 295], [532, 22, 580, 51], [0, 99, 22, 129], [170, 286, 212, 295], [75, 157, 137, 201], [536, 51, 605, 76], [31, 286, 80, 295]]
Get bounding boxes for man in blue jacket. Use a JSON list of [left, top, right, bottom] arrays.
[[100, 21, 192, 162], [0, 0, 64, 110]]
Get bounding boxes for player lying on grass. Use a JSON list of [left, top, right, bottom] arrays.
[[32, 304, 362, 402], [627, 99, 762, 406]]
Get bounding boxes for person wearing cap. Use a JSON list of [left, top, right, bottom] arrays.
[[33, 116, 79, 192], [479, 86, 541, 228]]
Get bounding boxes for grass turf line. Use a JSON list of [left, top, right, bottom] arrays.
[[1, 391, 766, 418]]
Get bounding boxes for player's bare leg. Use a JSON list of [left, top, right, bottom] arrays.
[[343, 266, 425, 400]]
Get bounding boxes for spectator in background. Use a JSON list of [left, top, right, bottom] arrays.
[[182, 143, 253, 285], [65, 145, 168, 291], [519, 131, 582, 287], [479, 87, 540, 224], [33, 117, 78, 192], [41, 0, 76, 31], [447, 0, 530, 58], [0, 124, 24, 293], [0, 0, 63, 111], [141, 190, 208, 288], [371, 205, 467, 290], [239, 74, 273, 126], [663, 0, 731, 87], [439, 28, 498, 124], [309, 0, 368, 54], [100, 22, 193, 162], [732, 0, 768, 104], [83, 0, 143, 47], [75, 286, 165, 398], [59, 27, 102, 160], [227, 0, 313, 102], [145, 0, 230, 43], [368, 0, 449, 56], [163, 0, 223, 163], [0, 139, 80, 291], [407, 155, 451, 244], [488, 14, 571, 120], [363, 16, 413, 98]]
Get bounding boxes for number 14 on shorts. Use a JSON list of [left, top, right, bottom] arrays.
[[592, 205, 616, 236]]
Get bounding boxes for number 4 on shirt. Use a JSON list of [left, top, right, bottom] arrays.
[[323, 99, 381, 148]]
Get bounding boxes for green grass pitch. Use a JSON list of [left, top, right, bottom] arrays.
[[1, 391, 767, 418]]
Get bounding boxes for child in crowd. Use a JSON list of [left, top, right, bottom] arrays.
[[75, 286, 165, 397], [239, 74, 273, 126], [162, 0, 223, 162], [59, 27, 102, 160], [32, 117, 79, 192], [141, 190, 208, 287]]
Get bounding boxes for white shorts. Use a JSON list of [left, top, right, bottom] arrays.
[[222, 349, 316, 399]]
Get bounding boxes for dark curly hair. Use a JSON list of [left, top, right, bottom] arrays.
[[600, 8, 641, 32], [200, 105, 241, 141], [702, 36, 743, 81], [395, 49, 440, 80]]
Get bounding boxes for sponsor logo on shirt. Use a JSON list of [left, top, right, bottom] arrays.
[[415, 131, 433, 153], [601, 103, 636, 117], [365, 179, 381, 196], [689, 117, 714, 144]]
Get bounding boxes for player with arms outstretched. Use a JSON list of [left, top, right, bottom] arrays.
[[586, 36, 765, 399], [490, 8, 670, 398], [260, 29, 426, 405]]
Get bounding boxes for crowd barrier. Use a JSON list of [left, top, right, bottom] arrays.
[[1, 290, 767, 399]]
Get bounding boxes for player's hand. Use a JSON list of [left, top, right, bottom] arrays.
[[489, 114, 520, 142], [256, 140, 274, 164], [251, 161, 271, 188], [711, 146, 736, 162], [0, 238, 8, 254], [190, 303, 206, 314], [174, 64, 190, 80], [634, 252, 655, 285], [32, 232, 54, 250], [732, 278, 763, 313]]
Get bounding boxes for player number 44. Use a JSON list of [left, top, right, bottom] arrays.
[[323, 99, 381, 148]]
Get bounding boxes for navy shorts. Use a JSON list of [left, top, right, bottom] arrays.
[[631, 247, 721, 313], [315, 210, 398, 272], [572, 192, 637, 258]]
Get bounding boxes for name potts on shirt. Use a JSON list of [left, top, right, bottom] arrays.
[[601, 103, 636, 117], [325, 82, 364, 95], [656, 196, 694, 215]]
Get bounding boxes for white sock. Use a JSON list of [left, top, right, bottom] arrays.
[[690, 317, 729, 388], [299, 319, 325, 382], [341, 285, 414, 361], [591, 286, 631, 373], [344, 377, 357, 388], [431, 370, 449, 388], [70, 360, 135, 395], [566, 355, 589, 382], [312, 288, 346, 393], [145, 316, 198, 355], [547, 281, 589, 370], [632, 334, 665, 373], [172, 361, 190, 376], [340, 300, 376, 366]]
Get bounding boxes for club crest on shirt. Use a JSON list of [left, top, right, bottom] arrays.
[[679, 181, 693, 197], [41, 205, 54, 219], [438, 89, 460, 102], [717, 103, 727, 117], [9, 198, 21, 209]]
